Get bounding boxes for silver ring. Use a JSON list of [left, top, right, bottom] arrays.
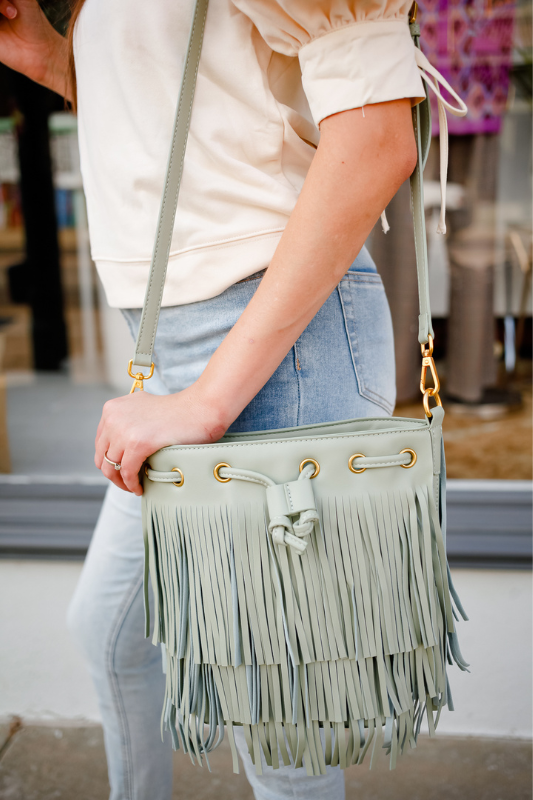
[[104, 451, 122, 471]]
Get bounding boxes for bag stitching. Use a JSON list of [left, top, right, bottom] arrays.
[[157, 427, 430, 453]]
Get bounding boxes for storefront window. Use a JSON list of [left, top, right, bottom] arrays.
[[0, 1, 530, 560]]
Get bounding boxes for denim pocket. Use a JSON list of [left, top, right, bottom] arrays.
[[337, 271, 396, 415]]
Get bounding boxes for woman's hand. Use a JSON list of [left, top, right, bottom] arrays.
[[0, 0, 70, 98], [95, 385, 227, 496]]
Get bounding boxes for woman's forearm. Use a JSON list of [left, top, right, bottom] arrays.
[[194, 98, 417, 432], [96, 98, 418, 494]]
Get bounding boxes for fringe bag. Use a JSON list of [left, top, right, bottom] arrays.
[[128, 0, 471, 775]]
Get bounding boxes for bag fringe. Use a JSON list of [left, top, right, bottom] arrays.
[[143, 482, 469, 775]]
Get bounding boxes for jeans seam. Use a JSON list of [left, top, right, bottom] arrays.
[[104, 568, 145, 800], [336, 284, 364, 399], [342, 275, 382, 284], [293, 343, 302, 426], [358, 385, 395, 412], [336, 284, 394, 415]]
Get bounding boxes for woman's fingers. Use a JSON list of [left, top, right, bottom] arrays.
[[0, 2, 18, 20], [95, 413, 144, 495], [118, 448, 144, 496], [94, 417, 106, 468], [94, 399, 118, 469], [100, 447, 132, 493]]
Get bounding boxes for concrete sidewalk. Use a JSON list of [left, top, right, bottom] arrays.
[[0, 721, 530, 800]]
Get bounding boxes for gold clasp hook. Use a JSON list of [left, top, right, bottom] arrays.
[[409, 1, 418, 23], [128, 360, 155, 393], [420, 335, 442, 418]]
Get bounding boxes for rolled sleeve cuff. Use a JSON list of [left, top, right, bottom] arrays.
[[298, 19, 425, 126]]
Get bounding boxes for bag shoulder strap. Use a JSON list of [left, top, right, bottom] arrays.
[[132, 0, 209, 370], [130, 0, 433, 377], [410, 19, 434, 346]]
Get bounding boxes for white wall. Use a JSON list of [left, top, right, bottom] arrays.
[[0, 561, 100, 722], [0, 561, 531, 737], [433, 568, 532, 738]]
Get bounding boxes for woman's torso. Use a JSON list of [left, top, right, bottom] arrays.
[[74, 0, 422, 310], [74, 0, 318, 308]]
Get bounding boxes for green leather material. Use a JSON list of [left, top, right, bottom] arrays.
[[143, 412, 470, 772], [409, 21, 431, 173], [409, 22, 433, 344], [411, 94, 434, 344], [132, 0, 209, 369], [136, 0, 470, 775]]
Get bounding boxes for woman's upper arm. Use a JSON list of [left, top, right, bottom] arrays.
[[231, 0, 425, 127]]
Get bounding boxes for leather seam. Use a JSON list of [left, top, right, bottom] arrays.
[[157, 427, 430, 452], [225, 416, 427, 436]]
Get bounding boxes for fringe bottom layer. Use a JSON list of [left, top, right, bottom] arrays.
[[143, 483, 469, 774]]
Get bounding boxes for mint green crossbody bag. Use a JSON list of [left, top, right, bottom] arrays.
[[129, 0, 470, 775]]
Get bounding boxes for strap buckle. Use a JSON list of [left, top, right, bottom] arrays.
[[420, 335, 442, 418], [128, 360, 155, 393]]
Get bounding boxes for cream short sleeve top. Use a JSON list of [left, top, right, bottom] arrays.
[[74, 0, 425, 308]]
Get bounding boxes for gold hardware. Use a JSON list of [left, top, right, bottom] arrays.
[[299, 458, 320, 479], [144, 463, 151, 477], [423, 389, 443, 418], [128, 360, 155, 393], [420, 334, 434, 358], [420, 335, 442, 418], [171, 467, 184, 487], [420, 355, 440, 395], [399, 448, 417, 469], [214, 462, 231, 483], [409, 1, 418, 22], [348, 454, 366, 474]]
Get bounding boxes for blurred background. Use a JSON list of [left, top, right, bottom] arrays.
[[0, 0, 531, 798]]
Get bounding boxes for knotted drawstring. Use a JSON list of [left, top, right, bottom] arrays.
[[216, 463, 318, 554], [380, 46, 468, 236]]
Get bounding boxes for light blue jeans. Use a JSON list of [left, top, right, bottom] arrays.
[[67, 246, 395, 800]]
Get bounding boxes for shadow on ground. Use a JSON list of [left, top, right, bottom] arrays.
[[0, 722, 531, 800]]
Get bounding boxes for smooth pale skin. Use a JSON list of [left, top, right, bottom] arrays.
[[1, 0, 418, 495]]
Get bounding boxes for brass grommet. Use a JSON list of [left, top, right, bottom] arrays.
[[144, 463, 151, 477], [299, 458, 320, 479], [399, 448, 417, 469], [171, 467, 184, 487], [348, 454, 366, 474], [214, 462, 231, 483]]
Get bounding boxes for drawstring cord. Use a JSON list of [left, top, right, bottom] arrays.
[[146, 450, 416, 554], [380, 46, 468, 235], [217, 463, 318, 554], [414, 48, 468, 234]]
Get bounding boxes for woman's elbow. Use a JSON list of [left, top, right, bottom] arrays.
[[396, 125, 418, 185], [383, 104, 419, 189]]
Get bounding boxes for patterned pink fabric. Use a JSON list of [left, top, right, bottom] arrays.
[[417, 0, 516, 134]]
